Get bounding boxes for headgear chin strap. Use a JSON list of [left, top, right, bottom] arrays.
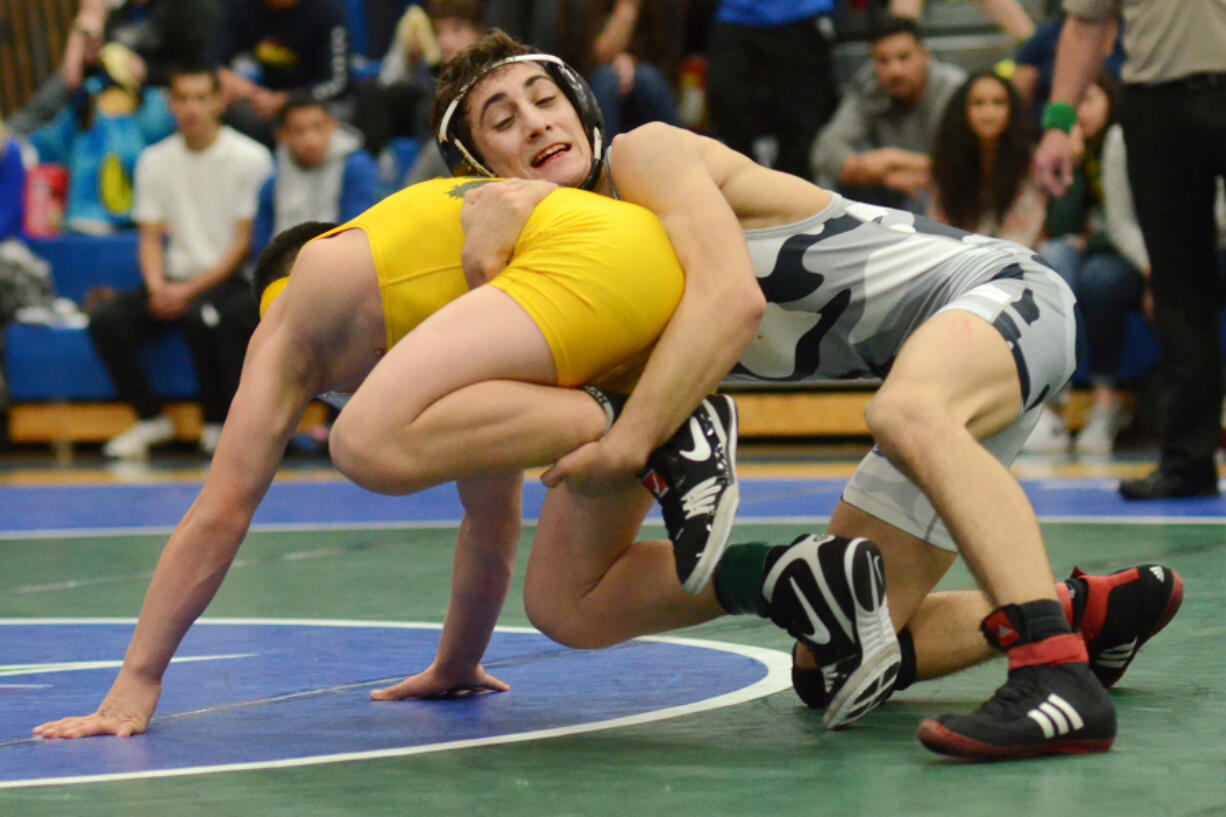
[[437, 53, 605, 191]]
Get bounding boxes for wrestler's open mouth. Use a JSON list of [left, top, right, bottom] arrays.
[[531, 143, 570, 168]]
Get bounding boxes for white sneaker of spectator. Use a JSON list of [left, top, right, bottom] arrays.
[[102, 415, 175, 459], [198, 423, 223, 456], [1022, 406, 1070, 455], [1075, 404, 1131, 456]]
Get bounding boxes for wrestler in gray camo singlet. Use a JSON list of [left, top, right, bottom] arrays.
[[732, 194, 1067, 408], [731, 193, 1077, 552]]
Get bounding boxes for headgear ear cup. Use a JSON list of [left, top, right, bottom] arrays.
[[541, 59, 605, 189], [437, 54, 606, 190]]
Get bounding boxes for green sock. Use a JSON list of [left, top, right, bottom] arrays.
[[714, 543, 775, 617]]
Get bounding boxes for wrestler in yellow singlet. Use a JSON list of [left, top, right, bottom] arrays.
[[278, 177, 684, 391]]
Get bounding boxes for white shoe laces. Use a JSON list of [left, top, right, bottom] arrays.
[[680, 476, 722, 519]]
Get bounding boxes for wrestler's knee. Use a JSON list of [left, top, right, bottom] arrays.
[[329, 411, 396, 493], [524, 593, 580, 647], [864, 385, 949, 466], [328, 429, 376, 491], [523, 584, 607, 649], [333, 404, 446, 492]]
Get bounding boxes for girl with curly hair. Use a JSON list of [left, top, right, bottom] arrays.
[[929, 70, 1046, 248]]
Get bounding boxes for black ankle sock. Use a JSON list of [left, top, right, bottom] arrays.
[[1020, 599, 1075, 641], [580, 387, 628, 432], [982, 599, 1073, 650], [894, 627, 917, 691]]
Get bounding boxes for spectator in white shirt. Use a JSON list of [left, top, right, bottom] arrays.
[[88, 63, 273, 459]]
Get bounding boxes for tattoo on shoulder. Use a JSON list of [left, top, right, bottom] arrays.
[[447, 180, 494, 199]]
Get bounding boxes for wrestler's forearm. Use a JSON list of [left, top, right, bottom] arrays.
[[432, 519, 517, 673], [120, 510, 251, 682], [605, 203, 765, 453], [459, 180, 557, 288], [118, 451, 282, 685], [121, 325, 313, 685], [607, 274, 761, 458], [432, 474, 522, 673], [603, 126, 765, 456]]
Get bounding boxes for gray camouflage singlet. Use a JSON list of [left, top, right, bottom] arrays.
[[731, 194, 1057, 387]]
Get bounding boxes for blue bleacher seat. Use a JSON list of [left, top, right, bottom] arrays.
[[4, 323, 198, 401], [28, 233, 142, 302], [7, 232, 197, 402], [4, 234, 1221, 412]]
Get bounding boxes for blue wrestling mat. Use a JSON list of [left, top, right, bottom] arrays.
[[0, 621, 790, 788], [0, 477, 1222, 536]]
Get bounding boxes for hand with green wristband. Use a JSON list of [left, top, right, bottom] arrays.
[[1041, 101, 1077, 133], [1034, 101, 1079, 197]]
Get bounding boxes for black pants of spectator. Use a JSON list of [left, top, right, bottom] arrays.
[[706, 17, 836, 179], [87, 279, 259, 425], [1121, 76, 1226, 479]]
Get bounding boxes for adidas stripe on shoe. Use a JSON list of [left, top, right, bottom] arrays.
[[917, 662, 1116, 760], [1026, 691, 1086, 739], [1070, 563, 1184, 688]]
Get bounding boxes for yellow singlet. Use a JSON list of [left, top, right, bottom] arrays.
[[314, 177, 684, 391]]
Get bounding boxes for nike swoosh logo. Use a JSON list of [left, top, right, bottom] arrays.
[[790, 576, 831, 644], [679, 416, 711, 462]]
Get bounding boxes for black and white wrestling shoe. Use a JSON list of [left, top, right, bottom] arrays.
[[639, 395, 739, 596], [764, 534, 900, 729]]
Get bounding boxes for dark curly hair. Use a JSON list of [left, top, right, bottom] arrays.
[[429, 29, 534, 153], [931, 71, 1035, 232]]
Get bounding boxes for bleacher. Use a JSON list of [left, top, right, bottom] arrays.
[[2, 233, 326, 455], [9, 227, 1219, 453], [3, 0, 1219, 453], [3, 233, 195, 454]]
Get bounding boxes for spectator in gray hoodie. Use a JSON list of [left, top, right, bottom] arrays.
[[253, 94, 379, 256]]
